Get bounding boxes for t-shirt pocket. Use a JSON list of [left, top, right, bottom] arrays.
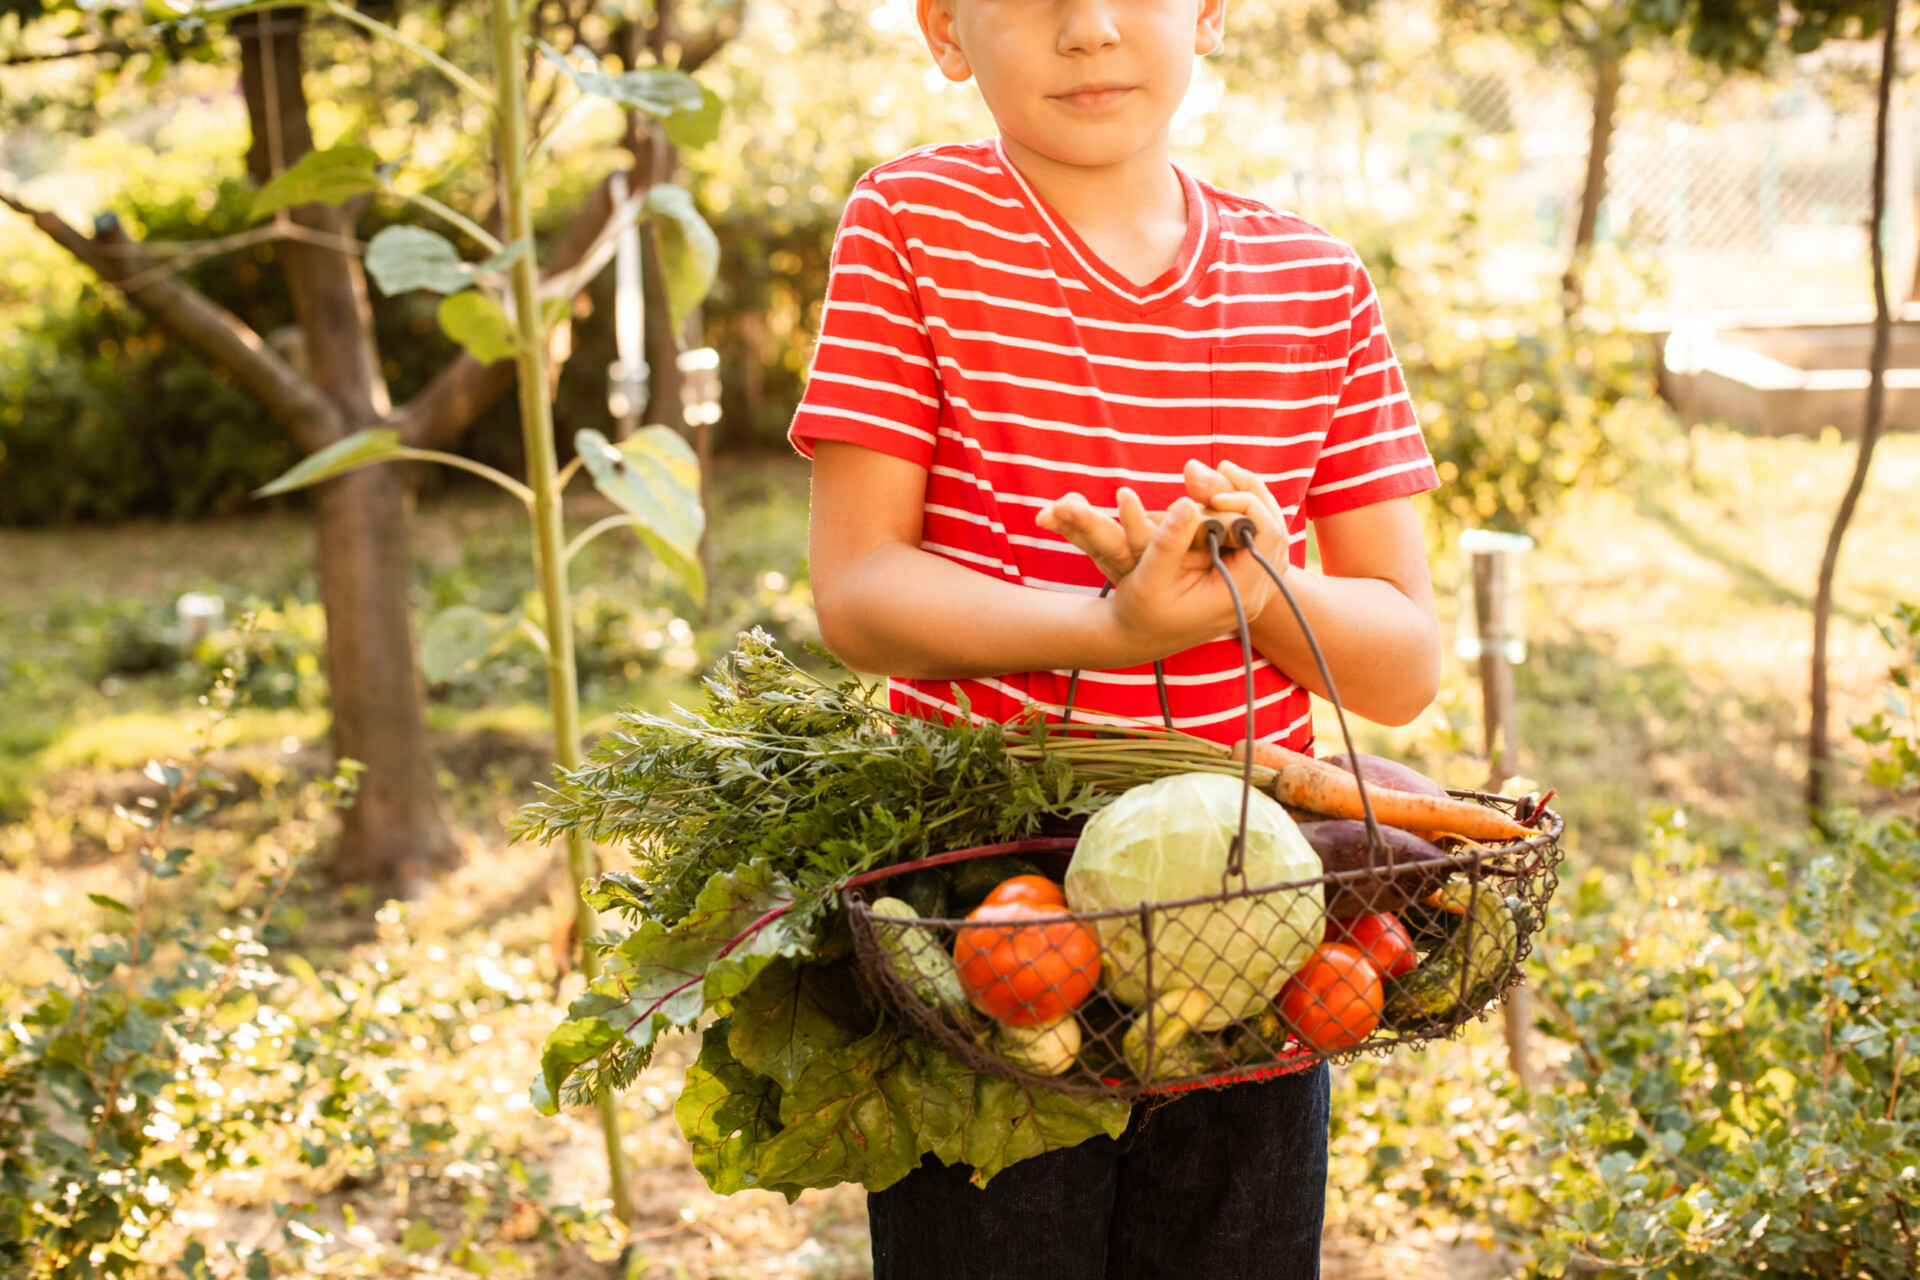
[[1209, 344, 1334, 472]]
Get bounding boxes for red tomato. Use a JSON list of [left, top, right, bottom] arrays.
[[1325, 912, 1418, 978], [953, 901, 1100, 1026], [1278, 943, 1384, 1052], [982, 874, 1067, 909]]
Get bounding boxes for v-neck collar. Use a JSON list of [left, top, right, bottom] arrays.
[[993, 138, 1216, 317]]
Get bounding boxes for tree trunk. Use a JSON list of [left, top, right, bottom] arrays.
[[239, 10, 456, 888], [1562, 44, 1621, 318], [1809, 0, 1900, 825]]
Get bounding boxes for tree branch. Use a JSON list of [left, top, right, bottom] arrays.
[[1, 194, 341, 453], [394, 171, 619, 449], [2, 38, 138, 65]]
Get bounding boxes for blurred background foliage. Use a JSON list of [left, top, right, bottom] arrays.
[[7, 0, 1826, 531], [4, 0, 1919, 1273]]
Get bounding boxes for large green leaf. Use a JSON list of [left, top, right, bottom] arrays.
[[574, 426, 705, 596], [436, 290, 519, 364], [674, 1020, 805, 1199], [532, 1008, 622, 1113], [931, 1074, 1132, 1188], [749, 1028, 975, 1193], [663, 82, 724, 150], [420, 605, 521, 684], [726, 959, 863, 1092], [254, 428, 405, 496], [250, 144, 380, 219], [537, 41, 708, 120], [641, 183, 719, 330], [364, 227, 529, 297]]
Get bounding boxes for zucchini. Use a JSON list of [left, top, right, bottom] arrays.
[[1382, 946, 1465, 1028], [1383, 888, 1522, 1028], [1122, 988, 1218, 1082], [994, 1018, 1082, 1077]]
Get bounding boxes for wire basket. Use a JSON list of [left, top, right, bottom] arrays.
[[839, 512, 1565, 1099], [842, 794, 1560, 1099]]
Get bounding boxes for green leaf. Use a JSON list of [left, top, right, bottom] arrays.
[[933, 1075, 1131, 1188], [398, 1218, 442, 1251], [88, 893, 134, 915], [533, 1015, 621, 1115], [436, 290, 519, 364], [365, 227, 529, 297], [538, 41, 708, 119], [663, 82, 723, 150], [254, 428, 406, 497], [636, 525, 707, 608], [421, 605, 522, 684], [250, 143, 380, 219], [536, 866, 811, 1108], [674, 1019, 804, 1198], [574, 426, 705, 595], [727, 959, 863, 1092], [748, 1027, 973, 1193], [641, 183, 719, 329]]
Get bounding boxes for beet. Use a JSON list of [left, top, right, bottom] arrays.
[[1298, 819, 1452, 918], [1320, 752, 1450, 799]]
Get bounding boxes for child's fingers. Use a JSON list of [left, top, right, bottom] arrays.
[[1217, 460, 1286, 522], [1183, 459, 1231, 507], [1116, 487, 1154, 561], [1039, 493, 1138, 579], [1135, 497, 1200, 586]]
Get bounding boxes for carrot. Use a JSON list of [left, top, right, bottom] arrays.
[[1232, 740, 1531, 842]]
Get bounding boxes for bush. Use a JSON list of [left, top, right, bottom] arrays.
[[0, 664, 622, 1275], [1324, 606, 1920, 1275], [1517, 608, 1920, 1277]]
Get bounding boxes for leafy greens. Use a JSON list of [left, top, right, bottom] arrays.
[[520, 631, 1257, 1192]]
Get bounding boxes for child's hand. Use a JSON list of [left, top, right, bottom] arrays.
[[1035, 488, 1156, 584], [1106, 492, 1286, 657], [1182, 459, 1291, 583]]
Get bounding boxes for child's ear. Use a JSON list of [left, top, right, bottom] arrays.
[[1194, 0, 1226, 56], [919, 0, 975, 82]]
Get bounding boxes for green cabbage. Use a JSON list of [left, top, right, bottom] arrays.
[[1063, 772, 1324, 1030]]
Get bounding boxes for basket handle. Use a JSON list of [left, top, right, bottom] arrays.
[[1197, 516, 1392, 880]]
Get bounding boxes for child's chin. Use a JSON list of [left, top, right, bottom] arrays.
[[1003, 120, 1168, 169]]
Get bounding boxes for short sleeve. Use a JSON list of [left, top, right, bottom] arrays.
[[1301, 259, 1439, 520], [787, 180, 942, 467]]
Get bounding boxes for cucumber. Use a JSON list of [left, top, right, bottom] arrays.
[[870, 896, 970, 1014], [1122, 988, 1218, 1082]]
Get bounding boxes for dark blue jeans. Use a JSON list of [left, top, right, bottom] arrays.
[[868, 1064, 1330, 1280]]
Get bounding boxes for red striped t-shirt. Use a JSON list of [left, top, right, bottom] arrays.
[[790, 138, 1438, 751]]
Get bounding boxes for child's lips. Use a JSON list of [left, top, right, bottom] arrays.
[[1053, 84, 1133, 111]]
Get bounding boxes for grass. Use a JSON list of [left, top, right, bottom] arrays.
[[1, 429, 1916, 1276]]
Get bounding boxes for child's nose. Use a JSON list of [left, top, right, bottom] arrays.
[[1056, 0, 1122, 56]]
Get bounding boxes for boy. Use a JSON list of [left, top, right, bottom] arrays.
[[791, 0, 1443, 1273]]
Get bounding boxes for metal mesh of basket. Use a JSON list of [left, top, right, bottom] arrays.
[[837, 514, 1564, 1099], [842, 796, 1561, 1100]]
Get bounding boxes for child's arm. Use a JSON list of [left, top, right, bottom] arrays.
[[810, 442, 1278, 680]]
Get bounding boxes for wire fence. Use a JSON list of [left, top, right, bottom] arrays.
[[1217, 28, 1911, 319]]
